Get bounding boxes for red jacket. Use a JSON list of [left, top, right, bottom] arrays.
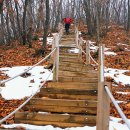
[[63, 18, 73, 24]]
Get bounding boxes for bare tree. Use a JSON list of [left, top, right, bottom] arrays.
[[43, 0, 50, 49], [127, 0, 130, 31]]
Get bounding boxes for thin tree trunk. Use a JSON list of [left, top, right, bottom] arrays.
[[42, 0, 50, 49], [22, 0, 28, 45], [127, 0, 130, 31], [15, 0, 22, 43]]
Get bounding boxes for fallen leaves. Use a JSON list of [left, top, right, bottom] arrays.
[[0, 40, 51, 68], [0, 71, 9, 80], [81, 25, 130, 119], [30, 79, 35, 83], [0, 96, 24, 124]]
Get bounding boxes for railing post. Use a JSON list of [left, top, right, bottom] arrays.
[[86, 41, 90, 64], [96, 44, 110, 130], [53, 34, 59, 81], [75, 27, 79, 47], [58, 23, 64, 39], [78, 37, 83, 60]]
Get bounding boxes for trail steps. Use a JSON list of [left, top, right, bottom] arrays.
[[15, 33, 98, 128]]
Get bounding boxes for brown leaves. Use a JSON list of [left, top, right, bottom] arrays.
[[0, 97, 24, 124], [0, 71, 9, 80], [30, 79, 35, 83], [0, 40, 48, 68]]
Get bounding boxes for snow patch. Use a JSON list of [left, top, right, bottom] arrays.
[[104, 51, 117, 56], [105, 68, 130, 85], [0, 66, 53, 100], [68, 48, 79, 53]]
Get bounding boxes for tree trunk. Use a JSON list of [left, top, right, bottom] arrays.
[[15, 0, 22, 43], [22, 0, 28, 45], [0, 3, 5, 44], [42, 0, 50, 49], [127, 0, 130, 31]]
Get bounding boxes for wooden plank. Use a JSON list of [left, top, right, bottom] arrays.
[[47, 81, 98, 90], [59, 59, 83, 64], [59, 55, 78, 59], [59, 76, 98, 83], [28, 98, 97, 107], [38, 93, 97, 100], [59, 70, 98, 78], [61, 37, 75, 40], [60, 53, 78, 57], [15, 112, 96, 124], [59, 65, 96, 73], [59, 63, 95, 70], [24, 105, 97, 115], [59, 58, 81, 63], [96, 82, 110, 130], [15, 120, 95, 128], [40, 87, 97, 96]]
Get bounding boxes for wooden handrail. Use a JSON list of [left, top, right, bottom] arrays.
[[53, 24, 64, 81], [96, 44, 110, 130]]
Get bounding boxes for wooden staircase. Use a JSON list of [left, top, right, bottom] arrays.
[[14, 34, 98, 128]]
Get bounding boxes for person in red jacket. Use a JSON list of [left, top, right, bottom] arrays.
[[63, 18, 73, 34]]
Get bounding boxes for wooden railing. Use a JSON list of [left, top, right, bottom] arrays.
[[97, 44, 130, 130], [75, 27, 130, 130], [96, 44, 110, 130], [53, 23, 64, 81], [75, 27, 98, 65], [0, 24, 64, 124]]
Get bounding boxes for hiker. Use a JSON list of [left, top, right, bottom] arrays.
[[63, 18, 73, 34]]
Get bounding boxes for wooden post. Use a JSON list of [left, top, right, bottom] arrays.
[[78, 37, 82, 60], [75, 27, 79, 47], [96, 44, 110, 130], [53, 34, 59, 81], [58, 23, 64, 39], [86, 41, 90, 64]]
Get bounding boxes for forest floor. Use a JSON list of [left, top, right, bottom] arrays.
[[0, 24, 130, 127]]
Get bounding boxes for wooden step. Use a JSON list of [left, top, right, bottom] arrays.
[[59, 65, 96, 73], [59, 61, 85, 67], [15, 112, 96, 127], [61, 37, 75, 41], [60, 42, 75, 46], [59, 53, 79, 59], [59, 57, 81, 63], [62, 35, 75, 38], [40, 87, 97, 95], [59, 62, 95, 70], [23, 98, 97, 115], [47, 81, 98, 90], [38, 87, 97, 100], [60, 52, 78, 57], [59, 70, 98, 78], [59, 76, 98, 83]]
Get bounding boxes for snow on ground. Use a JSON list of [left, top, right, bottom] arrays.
[[39, 33, 57, 45], [68, 48, 79, 53], [104, 51, 117, 56], [105, 68, 130, 85], [39, 37, 54, 45], [0, 66, 53, 100], [89, 46, 98, 52], [0, 66, 130, 130], [2, 121, 130, 130]]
